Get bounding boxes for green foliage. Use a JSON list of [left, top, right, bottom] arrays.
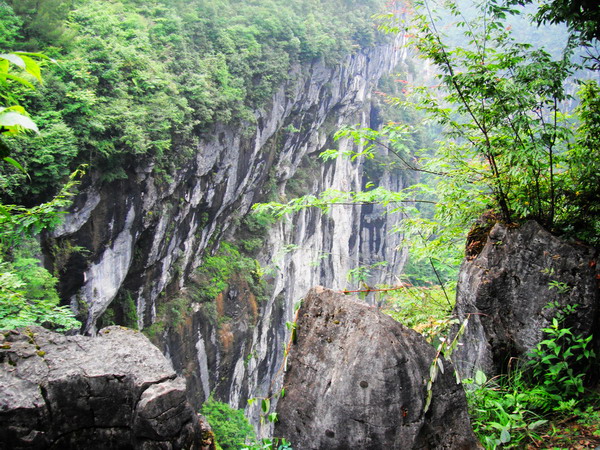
[[423, 315, 467, 412], [528, 317, 596, 401], [0, 51, 48, 176], [97, 290, 138, 330], [0, 239, 80, 332], [0, 168, 82, 250], [505, 0, 600, 43], [0, 175, 82, 333], [554, 80, 600, 244], [241, 437, 293, 450], [201, 397, 256, 450], [465, 306, 598, 449], [382, 285, 455, 343], [388, 0, 600, 243], [6, 0, 75, 45], [194, 241, 267, 304], [0, 0, 389, 203], [0, 48, 80, 333], [0, 3, 22, 49], [3, 110, 79, 201], [465, 370, 549, 448]]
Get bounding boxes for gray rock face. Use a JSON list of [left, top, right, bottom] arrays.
[[452, 221, 600, 379], [49, 42, 402, 335], [47, 38, 408, 430], [0, 326, 205, 449], [274, 287, 480, 450]]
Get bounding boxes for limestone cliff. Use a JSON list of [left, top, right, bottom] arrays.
[[47, 40, 406, 417]]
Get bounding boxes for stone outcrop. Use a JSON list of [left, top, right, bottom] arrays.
[[274, 287, 480, 450], [452, 220, 600, 379], [0, 326, 209, 449]]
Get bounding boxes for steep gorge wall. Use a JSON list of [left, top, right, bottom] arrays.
[[49, 40, 406, 417], [158, 43, 409, 419]]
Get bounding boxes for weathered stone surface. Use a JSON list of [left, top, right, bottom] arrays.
[[144, 41, 407, 425], [274, 287, 480, 450], [48, 40, 407, 429], [0, 326, 205, 449], [452, 220, 600, 379]]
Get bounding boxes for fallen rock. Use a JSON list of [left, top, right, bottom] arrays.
[[0, 326, 206, 449], [274, 287, 480, 449], [452, 220, 599, 379]]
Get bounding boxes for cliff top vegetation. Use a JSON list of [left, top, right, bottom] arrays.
[[0, 0, 390, 205]]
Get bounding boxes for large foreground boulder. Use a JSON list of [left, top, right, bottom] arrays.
[[452, 220, 599, 379], [0, 326, 209, 449], [274, 287, 480, 449]]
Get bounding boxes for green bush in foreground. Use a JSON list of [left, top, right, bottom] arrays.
[[201, 397, 256, 450], [464, 308, 598, 449]]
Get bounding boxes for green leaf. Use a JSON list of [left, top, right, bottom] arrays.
[[0, 204, 11, 219], [474, 370, 487, 385], [500, 428, 511, 443], [17, 54, 42, 83], [0, 53, 26, 69], [429, 363, 438, 382], [0, 111, 39, 133], [0, 72, 35, 89], [261, 398, 270, 414], [528, 419, 548, 430], [3, 156, 26, 173]]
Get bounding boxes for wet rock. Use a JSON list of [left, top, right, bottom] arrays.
[[274, 287, 480, 449], [452, 220, 600, 379], [0, 326, 205, 449]]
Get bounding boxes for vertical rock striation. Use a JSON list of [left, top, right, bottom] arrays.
[[50, 42, 402, 335], [49, 39, 407, 416]]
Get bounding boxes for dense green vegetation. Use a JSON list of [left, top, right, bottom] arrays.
[[0, 52, 80, 331], [202, 397, 293, 450], [0, 0, 391, 332], [465, 305, 597, 448], [202, 397, 257, 450], [0, 0, 388, 205]]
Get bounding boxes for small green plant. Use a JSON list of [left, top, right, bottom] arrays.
[[527, 317, 596, 401], [194, 242, 268, 303], [548, 280, 571, 294], [201, 397, 256, 450], [241, 438, 293, 450], [382, 285, 455, 343], [465, 305, 598, 449], [464, 370, 547, 449]]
